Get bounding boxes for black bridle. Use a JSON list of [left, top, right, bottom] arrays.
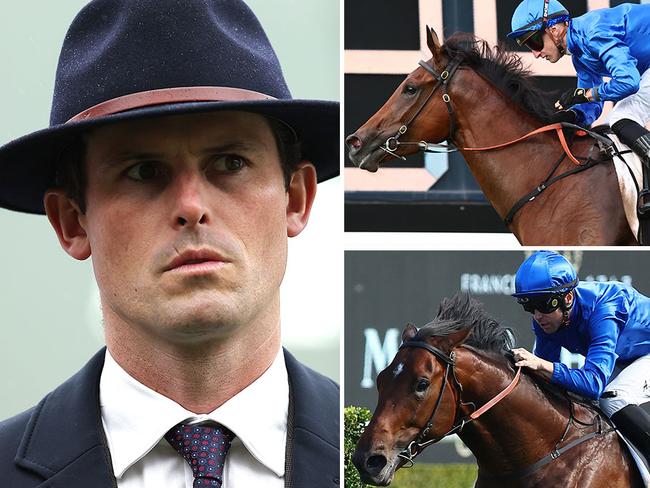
[[397, 340, 612, 478], [396, 341, 474, 467], [380, 57, 463, 161]]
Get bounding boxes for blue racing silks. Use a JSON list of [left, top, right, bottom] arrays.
[[533, 280, 650, 399], [566, 4, 650, 125]]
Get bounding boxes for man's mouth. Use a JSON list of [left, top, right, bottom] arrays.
[[164, 249, 229, 273]]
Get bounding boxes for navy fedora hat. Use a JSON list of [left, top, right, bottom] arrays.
[[0, 0, 339, 214]]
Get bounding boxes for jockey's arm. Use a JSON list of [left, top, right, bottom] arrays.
[[570, 68, 604, 126], [550, 317, 620, 400], [586, 29, 641, 103]]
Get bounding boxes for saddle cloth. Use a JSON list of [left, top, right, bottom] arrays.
[[606, 134, 643, 240]]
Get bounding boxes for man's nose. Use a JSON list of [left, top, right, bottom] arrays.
[[532, 50, 542, 59], [171, 170, 210, 227]]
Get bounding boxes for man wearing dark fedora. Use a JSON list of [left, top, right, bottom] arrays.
[[0, 1, 339, 487]]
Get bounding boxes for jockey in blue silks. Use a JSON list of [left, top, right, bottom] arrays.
[[511, 250, 650, 461], [508, 0, 650, 221]]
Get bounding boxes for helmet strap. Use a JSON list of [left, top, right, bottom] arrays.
[[559, 292, 573, 326], [561, 309, 570, 327], [546, 25, 567, 57]]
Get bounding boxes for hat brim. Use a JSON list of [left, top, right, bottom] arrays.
[[507, 28, 538, 40], [511, 290, 556, 298], [0, 98, 339, 214], [512, 286, 576, 299]]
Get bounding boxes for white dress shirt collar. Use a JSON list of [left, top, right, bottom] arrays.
[[99, 348, 288, 479]]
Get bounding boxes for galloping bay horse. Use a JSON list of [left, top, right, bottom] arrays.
[[345, 29, 637, 245], [352, 295, 642, 487]]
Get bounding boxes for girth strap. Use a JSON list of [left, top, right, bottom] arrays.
[[504, 155, 600, 225], [479, 429, 606, 480], [513, 430, 602, 478]]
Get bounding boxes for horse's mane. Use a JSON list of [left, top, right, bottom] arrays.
[[414, 293, 515, 354], [441, 32, 556, 124]]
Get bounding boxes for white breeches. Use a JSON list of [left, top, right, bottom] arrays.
[[599, 354, 650, 417], [608, 69, 650, 127]]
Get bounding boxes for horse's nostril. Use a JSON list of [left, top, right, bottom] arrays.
[[366, 454, 387, 472], [345, 134, 362, 150]]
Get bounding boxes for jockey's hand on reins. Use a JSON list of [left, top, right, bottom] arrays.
[[555, 88, 589, 110], [550, 109, 578, 124]]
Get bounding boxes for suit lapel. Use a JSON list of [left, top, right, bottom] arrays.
[[15, 348, 339, 487], [15, 349, 116, 488], [283, 349, 340, 488]]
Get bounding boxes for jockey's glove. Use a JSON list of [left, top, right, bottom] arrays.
[[550, 109, 578, 124], [555, 88, 589, 110]]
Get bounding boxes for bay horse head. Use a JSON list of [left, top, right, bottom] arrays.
[[346, 27, 462, 172], [352, 320, 472, 485]]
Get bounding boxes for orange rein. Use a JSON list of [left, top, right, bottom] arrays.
[[469, 366, 522, 420], [461, 123, 585, 166]]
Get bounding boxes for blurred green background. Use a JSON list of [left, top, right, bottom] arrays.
[[0, 0, 340, 421]]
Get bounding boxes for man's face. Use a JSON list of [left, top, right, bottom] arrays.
[[58, 111, 313, 342], [533, 307, 564, 334], [530, 28, 563, 63], [523, 291, 573, 334]]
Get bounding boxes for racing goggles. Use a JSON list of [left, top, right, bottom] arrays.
[[516, 30, 545, 52], [516, 294, 562, 314]]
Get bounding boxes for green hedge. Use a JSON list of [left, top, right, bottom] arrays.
[[344, 406, 372, 488], [344, 405, 478, 488]]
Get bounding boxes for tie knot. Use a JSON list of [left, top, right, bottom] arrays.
[[165, 422, 235, 487]]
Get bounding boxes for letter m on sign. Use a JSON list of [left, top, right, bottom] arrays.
[[360, 328, 400, 388]]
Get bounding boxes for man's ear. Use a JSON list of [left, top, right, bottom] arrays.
[[565, 290, 574, 308], [43, 189, 91, 260], [548, 23, 565, 37], [286, 162, 317, 237]]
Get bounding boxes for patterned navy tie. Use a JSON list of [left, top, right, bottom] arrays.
[[165, 422, 235, 487]]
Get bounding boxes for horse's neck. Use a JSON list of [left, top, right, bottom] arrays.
[[453, 348, 575, 473], [451, 71, 558, 219]]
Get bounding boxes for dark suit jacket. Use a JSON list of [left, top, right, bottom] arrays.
[[0, 348, 339, 487]]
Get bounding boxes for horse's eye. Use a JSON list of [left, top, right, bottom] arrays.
[[415, 379, 430, 393], [403, 84, 418, 96]]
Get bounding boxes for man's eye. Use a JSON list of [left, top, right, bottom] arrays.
[[125, 161, 161, 181], [211, 155, 247, 173]]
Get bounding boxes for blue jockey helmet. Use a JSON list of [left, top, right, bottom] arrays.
[[512, 251, 578, 298], [508, 0, 570, 40]]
